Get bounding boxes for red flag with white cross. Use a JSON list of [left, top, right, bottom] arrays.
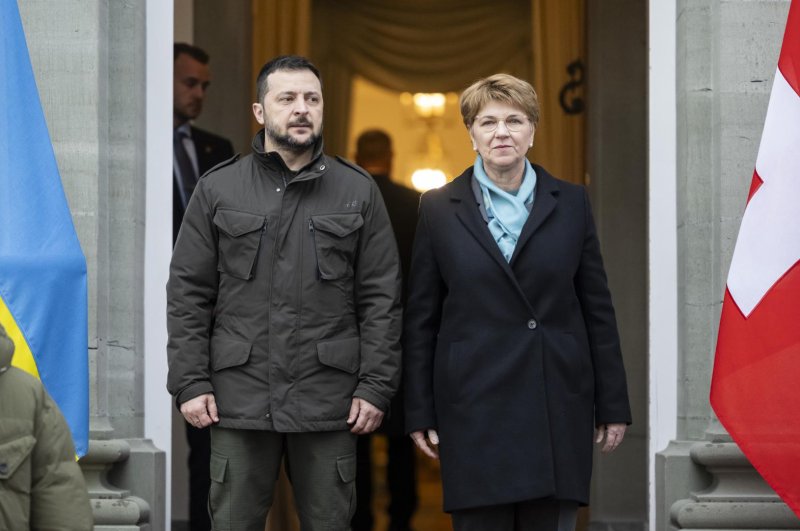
[[711, 0, 800, 517]]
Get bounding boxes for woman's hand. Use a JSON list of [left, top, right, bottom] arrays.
[[410, 429, 440, 459], [595, 423, 626, 453]]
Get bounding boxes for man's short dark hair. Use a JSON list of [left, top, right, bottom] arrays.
[[174, 42, 209, 64], [256, 55, 322, 104], [356, 129, 392, 164]]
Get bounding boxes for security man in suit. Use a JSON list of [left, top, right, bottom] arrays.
[[173, 42, 235, 243], [352, 130, 419, 531], [173, 42, 234, 531]]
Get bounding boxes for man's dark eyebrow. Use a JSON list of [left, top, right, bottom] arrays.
[[275, 90, 321, 97]]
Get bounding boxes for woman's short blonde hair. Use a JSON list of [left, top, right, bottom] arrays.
[[459, 73, 540, 128]]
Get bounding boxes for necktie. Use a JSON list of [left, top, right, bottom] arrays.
[[173, 130, 197, 209]]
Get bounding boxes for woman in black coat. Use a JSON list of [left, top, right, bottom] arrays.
[[403, 73, 631, 531]]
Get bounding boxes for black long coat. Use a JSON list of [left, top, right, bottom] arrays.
[[403, 165, 631, 512]]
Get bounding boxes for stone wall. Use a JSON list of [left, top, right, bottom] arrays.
[[19, 1, 165, 529]]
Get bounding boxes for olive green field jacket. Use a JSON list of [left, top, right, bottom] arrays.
[[167, 132, 403, 432], [0, 325, 93, 530]]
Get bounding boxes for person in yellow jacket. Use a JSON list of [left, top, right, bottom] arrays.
[[0, 323, 94, 530]]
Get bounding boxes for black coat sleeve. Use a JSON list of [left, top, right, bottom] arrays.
[[575, 188, 632, 425], [403, 196, 446, 433]]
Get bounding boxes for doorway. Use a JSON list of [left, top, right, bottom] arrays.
[[171, 2, 649, 529]]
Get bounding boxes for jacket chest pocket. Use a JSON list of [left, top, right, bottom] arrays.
[[309, 212, 364, 280], [213, 209, 267, 280], [0, 434, 36, 494]]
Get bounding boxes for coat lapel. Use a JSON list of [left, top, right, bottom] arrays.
[[510, 165, 559, 266], [450, 170, 535, 312], [451, 170, 511, 272]]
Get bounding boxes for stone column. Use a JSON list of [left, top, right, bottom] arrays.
[[19, 1, 165, 529], [657, 1, 799, 530]]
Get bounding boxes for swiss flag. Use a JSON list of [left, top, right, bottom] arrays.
[[710, 0, 800, 517]]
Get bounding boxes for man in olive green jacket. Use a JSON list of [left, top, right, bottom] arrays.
[[0, 324, 94, 530], [167, 55, 402, 530]]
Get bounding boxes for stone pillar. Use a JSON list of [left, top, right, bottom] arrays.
[[658, 1, 799, 530], [19, 1, 165, 529]]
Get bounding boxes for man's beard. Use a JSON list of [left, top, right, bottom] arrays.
[[265, 119, 321, 154]]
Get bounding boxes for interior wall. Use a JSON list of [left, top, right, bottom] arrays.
[[586, 0, 648, 528], [174, 0, 193, 43], [348, 76, 476, 188], [193, 0, 254, 154]]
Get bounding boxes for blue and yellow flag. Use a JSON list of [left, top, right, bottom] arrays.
[[0, 0, 89, 456]]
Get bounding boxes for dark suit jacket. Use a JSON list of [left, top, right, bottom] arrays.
[[371, 173, 420, 435], [173, 126, 235, 243], [403, 164, 631, 511]]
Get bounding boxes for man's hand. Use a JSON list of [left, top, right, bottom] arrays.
[[347, 397, 384, 434], [180, 393, 219, 428], [595, 423, 626, 453], [410, 429, 439, 460]]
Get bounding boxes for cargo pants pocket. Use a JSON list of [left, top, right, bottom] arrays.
[[208, 453, 230, 529], [337, 453, 358, 522]]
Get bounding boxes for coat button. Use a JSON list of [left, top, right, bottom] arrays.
[[527, 319, 537, 330], [319, 164, 326, 171]]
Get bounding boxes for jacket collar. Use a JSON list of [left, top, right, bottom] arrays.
[[251, 129, 326, 181]]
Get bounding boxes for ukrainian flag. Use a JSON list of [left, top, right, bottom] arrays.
[[0, 0, 89, 456]]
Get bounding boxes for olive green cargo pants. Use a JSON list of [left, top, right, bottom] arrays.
[[208, 427, 358, 531]]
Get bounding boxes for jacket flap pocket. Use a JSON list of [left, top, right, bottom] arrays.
[[336, 453, 356, 483], [210, 335, 252, 371], [316, 336, 360, 374], [0, 435, 36, 479], [311, 213, 364, 237], [213, 209, 265, 238]]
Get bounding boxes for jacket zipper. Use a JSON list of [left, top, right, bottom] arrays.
[[247, 218, 268, 279], [308, 218, 321, 280]]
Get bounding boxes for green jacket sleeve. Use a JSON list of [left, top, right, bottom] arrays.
[[352, 180, 403, 412], [167, 180, 219, 406]]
